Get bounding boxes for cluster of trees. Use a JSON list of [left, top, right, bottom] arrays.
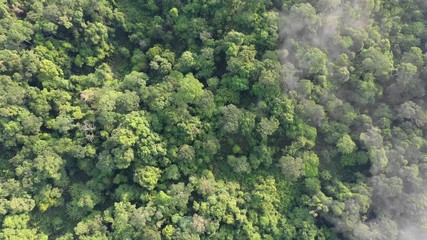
[[280, 0, 427, 239], [1, 0, 427, 239]]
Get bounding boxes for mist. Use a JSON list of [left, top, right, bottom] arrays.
[[279, 0, 427, 239]]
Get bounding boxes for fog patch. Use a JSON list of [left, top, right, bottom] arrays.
[[279, 0, 427, 239]]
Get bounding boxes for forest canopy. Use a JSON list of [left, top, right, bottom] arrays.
[[1, 0, 427, 239]]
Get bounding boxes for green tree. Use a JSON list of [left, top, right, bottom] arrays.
[[0, 214, 48, 240], [227, 155, 251, 174], [278, 156, 305, 182], [133, 166, 162, 190], [336, 134, 356, 154]]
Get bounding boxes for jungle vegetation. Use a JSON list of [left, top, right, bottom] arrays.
[[1, 0, 427, 239]]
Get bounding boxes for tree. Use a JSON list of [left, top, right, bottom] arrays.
[[257, 117, 280, 140], [67, 183, 102, 220], [175, 51, 196, 73], [397, 101, 427, 127], [195, 48, 215, 79], [361, 47, 394, 82], [0, 214, 48, 240], [284, 3, 320, 37], [227, 155, 251, 174], [0, 16, 34, 50], [386, 62, 424, 103], [340, 151, 369, 167], [297, 100, 326, 127], [278, 156, 305, 182], [297, 47, 328, 76], [219, 105, 243, 135], [336, 134, 356, 154], [35, 185, 63, 212], [175, 73, 204, 105], [133, 166, 162, 190], [115, 91, 140, 114], [74, 213, 109, 240], [226, 45, 257, 78], [2, 0, 427, 238]]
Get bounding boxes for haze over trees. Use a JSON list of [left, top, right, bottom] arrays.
[[1, 0, 427, 239]]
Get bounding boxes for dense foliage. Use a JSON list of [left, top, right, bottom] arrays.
[[1, 0, 427, 239]]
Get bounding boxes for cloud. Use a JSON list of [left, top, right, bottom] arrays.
[[279, 1, 427, 239]]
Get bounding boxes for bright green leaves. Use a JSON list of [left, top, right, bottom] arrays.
[[249, 176, 282, 238], [4, 0, 420, 238], [217, 36, 260, 101], [221, 75, 249, 92], [361, 47, 394, 82], [105, 202, 151, 239], [253, 11, 279, 51], [227, 155, 251, 174], [219, 104, 244, 135], [90, 88, 120, 112], [218, 104, 257, 148], [115, 90, 140, 114], [340, 151, 369, 167], [195, 47, 215, 79], [38, 59, 66, 89], [176, 73, 204, 105], [1, 107, 43, 145], [303, 151, 319, 178], [74, 213, 109, 240], [104, 129, 136, 169], [5, 197, 35, 215], [98, 111, 166, 171], [0, 214, 48, 240], [146, 46, 175, 77], [150, 55, 173, 76], [190, 172, 247, 235], [121, 112, 166, 164], [336, 134, 356, 154], [72, 12, 116, 67], [133, 166, 162, 190], [9, 141, 68, 190], [121, 71, 148, 92], [297, 47, 328, 76], [278, 156, 305, 182], [227, 45, 257, 78], [401, 47, 423, 68], [175, 51, 196, 73], [257, 117, 280, 140], [224, 30, 245, 47], [0, 15, 33, 50], [35, 185, 63, 212], [73, 63, 115, 90], [34, 150, 65, 181]]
